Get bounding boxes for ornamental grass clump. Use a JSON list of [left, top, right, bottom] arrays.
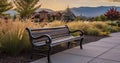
[[91, 22, 107, 29], [0, 28, 26, 55], [67, 21, 93, 35], [0, 19, 42, 55], [87, 27, 101, 36]]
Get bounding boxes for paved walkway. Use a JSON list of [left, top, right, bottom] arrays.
[[31, 32, 120, 63]]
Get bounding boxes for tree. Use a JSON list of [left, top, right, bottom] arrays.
[[0, 0, 13, 16], [104, 8, 120, 21], [13, 0, 41, 19], [62, 6, 76, 22], [94, 15, 106, 21]]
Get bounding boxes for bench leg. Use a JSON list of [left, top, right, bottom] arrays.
[[47, 45, 52, 63], [67, 42, 71, 49], [80, 38, 84, 49], [30, 52, 33, 59], [30, 48, 34, 59]]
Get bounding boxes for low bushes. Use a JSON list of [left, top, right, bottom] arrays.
[[46, 21, 120, 36], [107, 22, 118, 26], [107, 21, 120, 27], [116, 21, 120, 27]]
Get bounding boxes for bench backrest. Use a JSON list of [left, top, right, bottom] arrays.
[[26, 25, 71, 43]]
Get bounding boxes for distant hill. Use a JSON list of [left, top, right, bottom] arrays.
[[3, 10, 18, 16], [71, 6, 120, 17], [35, 8, 54, 12]]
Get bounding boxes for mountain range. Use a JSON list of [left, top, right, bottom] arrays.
[[4, 6, 120, 17], [71, 6, 120, 17]]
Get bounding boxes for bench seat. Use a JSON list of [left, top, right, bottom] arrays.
[[26, 25, 84, 63], [34, 36, 82, 47]]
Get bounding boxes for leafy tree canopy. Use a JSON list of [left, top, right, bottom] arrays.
[[0, 0, 13, 16], [13, 0, 41, 19], [104, 8, 120, 21]]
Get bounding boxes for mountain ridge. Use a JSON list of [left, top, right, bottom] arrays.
[[71, 6, 120, 17]]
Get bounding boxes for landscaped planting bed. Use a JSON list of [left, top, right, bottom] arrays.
[[0, 20, 119, 63]]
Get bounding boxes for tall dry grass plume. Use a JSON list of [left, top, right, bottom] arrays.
[[0, 19, 43, 55]]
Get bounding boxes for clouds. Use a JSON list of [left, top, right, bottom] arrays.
[[103, 0, 120, 2], [112, 0, 120, 2], [40, 0, 120, 11]]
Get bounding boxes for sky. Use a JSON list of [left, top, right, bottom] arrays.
[[40, 0, 120, 11]]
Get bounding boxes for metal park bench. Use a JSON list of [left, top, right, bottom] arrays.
[[26, 25, 84, 63]]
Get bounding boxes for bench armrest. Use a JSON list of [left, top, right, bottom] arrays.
[[70, 30, 84, 36], [32, 34, 52, 45]]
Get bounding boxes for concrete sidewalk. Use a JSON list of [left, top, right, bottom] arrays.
[[31, 32, 120, 63]]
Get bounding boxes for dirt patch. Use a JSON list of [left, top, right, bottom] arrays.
[[0, 35, 107, 63]]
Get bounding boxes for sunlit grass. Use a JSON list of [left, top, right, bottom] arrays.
[[46, 20, 119, 36], [0, 19, 43, 55]]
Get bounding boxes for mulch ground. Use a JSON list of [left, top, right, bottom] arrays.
[[0, 35, 107, 63]]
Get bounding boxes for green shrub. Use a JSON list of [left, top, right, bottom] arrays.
[[116, 21, 120, 27], [87, 28, 101, 36], [102, 26, 119, 32], [107, 22, 118, 26], [110, 26, 119, 32], [107, 21, 120, 27]]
